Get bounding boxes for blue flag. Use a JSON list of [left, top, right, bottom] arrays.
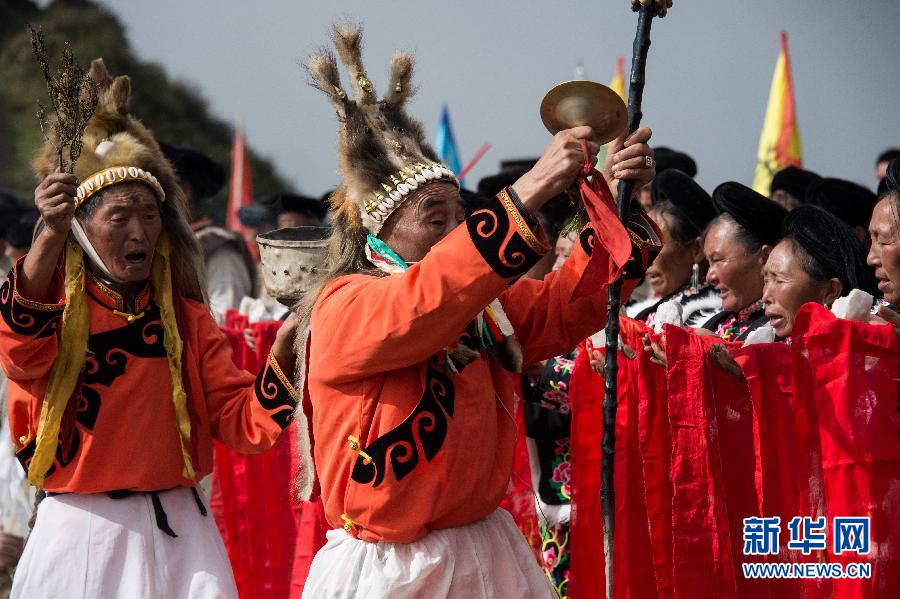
[[435, 104, 463, 186]]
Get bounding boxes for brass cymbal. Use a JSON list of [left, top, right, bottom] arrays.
[[540, 80, 627, 144]]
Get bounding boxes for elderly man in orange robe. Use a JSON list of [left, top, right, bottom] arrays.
[[0, 60, 298, 598], [293, 25, 659, 598]]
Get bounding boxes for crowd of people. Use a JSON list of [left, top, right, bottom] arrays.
[[483, 144, 900, 596], [0, 19, 897, 599]]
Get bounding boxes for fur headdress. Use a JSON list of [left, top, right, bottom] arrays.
[[28, 59, 204, 487], [306, 23, 457, 235]]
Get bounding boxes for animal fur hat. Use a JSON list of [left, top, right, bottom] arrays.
[[306, 23, 458, 235], [33, 59, 204, 300]]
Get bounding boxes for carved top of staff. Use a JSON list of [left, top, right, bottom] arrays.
[[631, 0, 673, 17]]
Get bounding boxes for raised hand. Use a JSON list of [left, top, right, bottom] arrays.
[[642, 332, 667, 368], [512, 126, 599, 212], [709, 343, 745, 380], [603, 126, 655, 192], [271, 312, 300, 373], [34, 170, 77, 237]]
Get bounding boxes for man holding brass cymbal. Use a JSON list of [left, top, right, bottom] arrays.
[[291, 23, 658, 598]]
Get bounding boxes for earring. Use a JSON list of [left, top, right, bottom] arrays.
[[690, 263, 701, 294]]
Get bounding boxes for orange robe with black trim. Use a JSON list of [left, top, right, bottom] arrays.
[[308, 189, 633, 543], [0, 262, 297, 494]]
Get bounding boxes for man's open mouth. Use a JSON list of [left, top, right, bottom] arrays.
[[125, 252, 148, 264]]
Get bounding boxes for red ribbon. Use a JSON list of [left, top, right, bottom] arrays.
[[570, 139, 633, 301]]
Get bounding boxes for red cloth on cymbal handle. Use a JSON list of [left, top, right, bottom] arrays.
[[570, 139, 633, 301]]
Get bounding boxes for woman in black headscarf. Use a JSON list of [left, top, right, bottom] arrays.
[[627, 169, 721, 327], [645, 195, 877, 375], [763, 205, 877, 338], [805, 177, 876, 244], [701, 182, 788, 342]]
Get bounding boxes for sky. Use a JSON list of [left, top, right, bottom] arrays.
[[86, 0, 900, 196]]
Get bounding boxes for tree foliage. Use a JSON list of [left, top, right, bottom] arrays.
[[0, 0, 293, 223]]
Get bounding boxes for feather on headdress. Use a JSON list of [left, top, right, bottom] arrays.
[[306, 23, 457, 235]]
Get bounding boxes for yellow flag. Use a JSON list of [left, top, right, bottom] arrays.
[[610, 55, 626, 101], [595, 55, 627, 166], [752, 31, 802, 195]]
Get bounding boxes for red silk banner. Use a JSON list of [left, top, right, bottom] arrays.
[[569, 342, 608, 597], [569, 318, 662, 598], [212, 312, 327, 599], [499, 379, 543, 560], [783, 305, 900, 597], [568, 306, 900, 598]]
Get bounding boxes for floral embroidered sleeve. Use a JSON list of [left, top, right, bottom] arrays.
[[0, 259, 65, 382], [310, 188, 550, 383]]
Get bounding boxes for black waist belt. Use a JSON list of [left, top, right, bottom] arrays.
[[47, 487, 207, 538]]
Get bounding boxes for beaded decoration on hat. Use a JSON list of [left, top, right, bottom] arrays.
[[75, 164, 165, 207]]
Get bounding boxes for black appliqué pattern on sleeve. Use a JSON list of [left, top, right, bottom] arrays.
[[0, 274, 63, 339], [254, 354, 298, 429], [579, 226, 596, 256], [622, 212, 663, 281], [466, 189, 546, 279], [623, 242, 651, 281], [350, 361, 454, 488]]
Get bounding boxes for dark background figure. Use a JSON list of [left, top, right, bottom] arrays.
[[0, 190, 27, 274], [160, 143, 227, 223], [805, 177, 876, 244], [769, 165, 821, 211], [652, 147, 697, 177], [238, 202, 279, 264], [3, 209, 39, 265], [271, 193, 328, 229], [875, 148, 900, 185], [162, 143, 255, 323], [0, 190, 32, 595], [637, 146, 697, 211], [882, 158, 900, 194]]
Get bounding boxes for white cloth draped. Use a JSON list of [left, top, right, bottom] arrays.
[[12, 487, 237, 599]]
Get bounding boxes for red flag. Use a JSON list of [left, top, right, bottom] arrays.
[[227, 127, 254, 232]]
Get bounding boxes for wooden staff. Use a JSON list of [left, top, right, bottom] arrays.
[[602, 1, 670, 597]]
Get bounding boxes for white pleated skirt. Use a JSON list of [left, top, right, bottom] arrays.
[[302, 508, 555, 599], [12, 487, 237, 599]]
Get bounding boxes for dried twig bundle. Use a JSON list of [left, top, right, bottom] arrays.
[[30, 26, 98, 173]]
